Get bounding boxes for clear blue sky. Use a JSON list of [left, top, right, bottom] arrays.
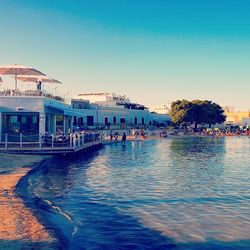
[[1, 0, 250, 110]]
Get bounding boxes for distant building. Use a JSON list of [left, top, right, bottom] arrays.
[[223, 106, 250, 125], [151, 105, 170, 115], [222, 105, 234, 113], [75, 93, 130, 108], [72, 93, 171, 128], [233, 111, 250, 126]]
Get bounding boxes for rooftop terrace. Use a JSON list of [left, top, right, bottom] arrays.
[[0, 89, 65, 102]]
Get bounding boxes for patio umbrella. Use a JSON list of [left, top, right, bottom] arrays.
[[16, 75, 61, 91], [0, 64, 46, 89], [16, 75, 61, 84]]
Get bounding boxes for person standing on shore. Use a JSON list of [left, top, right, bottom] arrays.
[[110, 130, 113, 141], [122, 132, 126, 147]]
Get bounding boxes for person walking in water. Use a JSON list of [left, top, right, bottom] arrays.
[[121, 132, 126, 147], [110, 130, 113, 141]]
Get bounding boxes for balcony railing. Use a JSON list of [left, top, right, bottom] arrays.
[[0, 89, 65, 102]]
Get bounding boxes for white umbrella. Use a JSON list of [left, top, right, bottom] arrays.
[[16, 75, 61, 91], [0, 64, 46, 89], [16, 75, 62, 84]]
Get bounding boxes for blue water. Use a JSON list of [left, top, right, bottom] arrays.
[[24, 137, 250, 249]]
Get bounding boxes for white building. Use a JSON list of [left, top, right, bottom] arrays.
[[76, 93, 130, 108], [73, 93, 171, 128], [151, 105, 170, 115], [0, 92, 171, 141], [0, 95, 84, 142]]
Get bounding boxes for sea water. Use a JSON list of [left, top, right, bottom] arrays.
[[24, 137, 250, 249]]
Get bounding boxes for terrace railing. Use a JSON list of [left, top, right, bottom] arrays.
[[0, 132, 102, 152], [0, 89, 65, 102]]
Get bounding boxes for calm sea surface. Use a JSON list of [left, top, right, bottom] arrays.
[[25, 137, 250, 249]]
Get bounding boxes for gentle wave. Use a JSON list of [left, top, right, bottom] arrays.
[[43, 199, 74, 223]]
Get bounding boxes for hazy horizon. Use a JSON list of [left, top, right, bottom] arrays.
[[1, 1, 250, 111]]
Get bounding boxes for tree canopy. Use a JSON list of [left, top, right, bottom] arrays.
[[170, 99, 226, 130]]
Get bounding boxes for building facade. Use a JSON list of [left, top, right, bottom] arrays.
[[0, 96, 84, 141], [72, 93, 170, 128], [0, 93, 171, 141], [223, 106, 250, 126]]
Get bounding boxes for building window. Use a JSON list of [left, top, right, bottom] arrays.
[[3, 114, 39, 137], [120, 118, 125, 124], [78, 117, 84, 126], [87, 116, 94, 126], [134, 117, 137, 125], [10, 116, 18, 123], [113, 116, 116, 124], [22, 116, 27, 123], [142, 118, 145, 125], [73, 116, 77, 126], [32, 116, 38, 124], [104, 117, 109, 125]]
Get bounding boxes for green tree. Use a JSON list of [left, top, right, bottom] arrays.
[[202, 101, 226, 128], [169, 100, 193, 131], [170, 99, 226, 130]]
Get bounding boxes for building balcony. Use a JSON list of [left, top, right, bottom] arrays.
[[0, 89, 65, 102]]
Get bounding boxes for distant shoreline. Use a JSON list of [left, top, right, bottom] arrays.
[[103, 134, 226, 143]]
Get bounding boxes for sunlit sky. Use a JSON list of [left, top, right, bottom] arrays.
[[1, 0, 250, 110]]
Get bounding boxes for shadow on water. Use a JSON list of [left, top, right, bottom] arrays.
[[17, 141, 250, 250]]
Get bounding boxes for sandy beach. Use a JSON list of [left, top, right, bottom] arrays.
[[0, 155, 57, 249]]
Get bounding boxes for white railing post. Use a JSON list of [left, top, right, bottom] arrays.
[[70, 133, 73, 147], [20, 133, 23, 147], [51, 134, 54, 148], [5, 133, 8, 150], [73, 134, 76, 149], [39, 134, 42, 149], [77, 133, 80, 148], [82, 134, 84, 147]]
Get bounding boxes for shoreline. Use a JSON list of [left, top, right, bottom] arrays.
[[104, 131, 250, 143], [103, 134, 227, 144], [16, 157, 69, 249], [0, 156, 62, 249], [0, 144, 104, 249]]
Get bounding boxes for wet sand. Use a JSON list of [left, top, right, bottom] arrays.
[[0, 156, 57, 249]]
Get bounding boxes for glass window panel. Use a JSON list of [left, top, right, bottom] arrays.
[[11, 116, 18, 123], [32, 116, 37, 124], [22, 116, 27, 123]]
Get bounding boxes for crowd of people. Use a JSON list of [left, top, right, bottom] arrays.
[[199, 128, 250, 137], [43, 128, 101, 146], [42, 125, 250, 147], [107, 129, 148, 143]]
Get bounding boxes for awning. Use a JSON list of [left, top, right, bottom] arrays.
[[45, 105, 85, 117]]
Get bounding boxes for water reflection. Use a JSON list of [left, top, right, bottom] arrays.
[[27, 138, 250, 249], [130, 138, 250, 244]]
